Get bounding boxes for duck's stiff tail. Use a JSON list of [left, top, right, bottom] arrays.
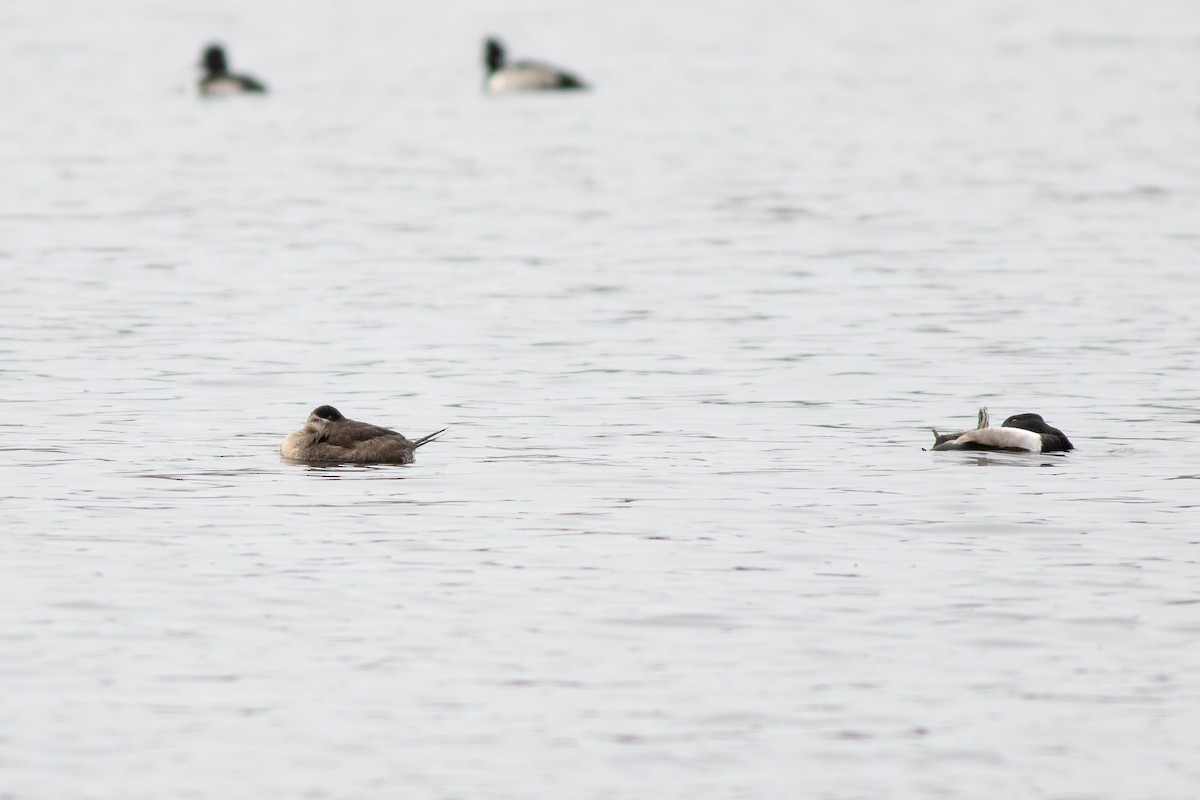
[[412, 428, 447, 449], [929, 407, 991, 450]]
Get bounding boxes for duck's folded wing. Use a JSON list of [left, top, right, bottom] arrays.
[[511, 61, 585, 87], [317, 420, 403, 447], [237, 74, 266, 92]]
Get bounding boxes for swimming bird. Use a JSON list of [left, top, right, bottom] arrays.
[[930, 408, 1073, 453], [281, 405, 445, 464], [483, 37, 588, 93], [197, 44, 267, 95]]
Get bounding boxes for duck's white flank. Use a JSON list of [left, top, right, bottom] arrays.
[[487, 67, 570, 93], [947, 427, 1044, 452]]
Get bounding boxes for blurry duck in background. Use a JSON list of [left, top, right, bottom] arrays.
[[281, 405, 445, 464], [930, 408, 1073, 453], [483, 37, 588, 93], [197, 44, 267, 95]]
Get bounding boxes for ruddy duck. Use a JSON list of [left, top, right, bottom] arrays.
[[281, 405, 445, 464], [483, 37, 588, 93], [197, 44, 267, 96], [930, 408, 1073, 453]]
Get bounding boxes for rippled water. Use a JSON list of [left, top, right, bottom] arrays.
[[3, 0, 1200, 797]]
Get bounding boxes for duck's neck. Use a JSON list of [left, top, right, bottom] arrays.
[[485, 41, 506, 75], [204, 50, 229, 78]]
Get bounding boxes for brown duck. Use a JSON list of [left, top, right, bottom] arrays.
[[281, 405, 445, 464]]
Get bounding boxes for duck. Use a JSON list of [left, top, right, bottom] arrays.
[[930, 408, 1073, 453], [281, 405, 445, 464], [197, 44, 267, 96], [483, 37, 588, 93]]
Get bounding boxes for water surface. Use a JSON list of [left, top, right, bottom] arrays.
[[3, 0, 1200, 798]]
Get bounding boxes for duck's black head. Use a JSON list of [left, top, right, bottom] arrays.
[[311, 405, 346, 422], [484, 38, 506, 73], [1003, 413, 1074, 452], [202, 45, 228, 76]]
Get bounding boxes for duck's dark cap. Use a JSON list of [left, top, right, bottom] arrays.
[[312, 405, 345, 421]]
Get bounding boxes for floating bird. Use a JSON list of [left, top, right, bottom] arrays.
[[483, 37, 587, 93], [281, 405, 445, 464], [197, 44, 266, 95], [930, 408, 1073, 453]]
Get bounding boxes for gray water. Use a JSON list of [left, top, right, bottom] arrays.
[[3, 0, 1200, 798]]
